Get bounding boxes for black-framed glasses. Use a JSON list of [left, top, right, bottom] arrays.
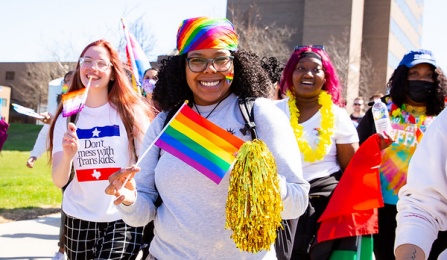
[[294, 45, 325, 51], [79, 57, 113, 72], [186, 56, 234, 73]]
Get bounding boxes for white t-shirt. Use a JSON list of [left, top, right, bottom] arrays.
[[276, 98, 359, 181], [52, 102, 148, 222]]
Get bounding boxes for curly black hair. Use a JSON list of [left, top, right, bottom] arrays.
[[387, 65, 447, 116], [260, 56, 284, 84], [152, 50, 273, 112]]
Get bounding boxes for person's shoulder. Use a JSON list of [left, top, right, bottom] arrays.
[[253, 97, 283, 112]]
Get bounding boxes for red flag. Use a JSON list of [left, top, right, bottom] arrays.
[[317, 134, 384, 243]]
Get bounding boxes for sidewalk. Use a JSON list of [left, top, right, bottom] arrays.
[[0, 213, 61, 260], [0, 213, 144, 260]]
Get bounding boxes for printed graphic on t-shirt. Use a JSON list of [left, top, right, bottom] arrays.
[[75, 125, 121, 182], [379, 122, 419, 204]]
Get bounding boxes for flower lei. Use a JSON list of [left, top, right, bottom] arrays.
[[286, 90, 334, 162], [388, 100, 431, 130]]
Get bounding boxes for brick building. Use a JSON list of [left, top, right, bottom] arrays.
[[227, 0, 424, 110]]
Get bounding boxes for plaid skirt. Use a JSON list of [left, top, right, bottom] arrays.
[[64, 214, 143, 260]]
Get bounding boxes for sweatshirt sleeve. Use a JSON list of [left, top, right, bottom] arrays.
[[254, 98, 310, 219], [30, 124, 50, 158], [395, 108, 447, 256], [117, 112, 165, 227]]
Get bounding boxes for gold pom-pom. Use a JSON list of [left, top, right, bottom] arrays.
[[225, 139, 283, 253]]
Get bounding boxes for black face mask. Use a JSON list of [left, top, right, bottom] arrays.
[[407, 80, 435, 103]]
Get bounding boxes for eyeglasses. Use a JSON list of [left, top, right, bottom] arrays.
[[353, 103, 363, 106], [79, 57, 113, 72], [186, 56, 234, 73], [294, 45, 325, 51]]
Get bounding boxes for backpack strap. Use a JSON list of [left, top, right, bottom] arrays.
[[238, 97, 258, 140]]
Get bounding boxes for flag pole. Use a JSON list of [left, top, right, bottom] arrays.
[[356, 236, 362, 260], [121, 18, 142, 96], [134, 101, 188, 166], [121, 101, 189, 186]]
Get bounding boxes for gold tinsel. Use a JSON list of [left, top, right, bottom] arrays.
[[225, 139, 283, 253]]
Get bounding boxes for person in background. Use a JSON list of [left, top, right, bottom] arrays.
[[350, 96, 365, 127], [142, 68, 158, 99], [105, 16, 309, 259], [356, 49, 447, 259], [26, 70, 74, 260], [27, 71, 73, 168], [261, 56, 284, 100], [49, 39, 154, 259], [275, 45, 359, 259]]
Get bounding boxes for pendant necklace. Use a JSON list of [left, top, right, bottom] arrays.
[[193, 97, 225, 119]]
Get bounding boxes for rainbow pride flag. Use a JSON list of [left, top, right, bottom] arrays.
[[155, 103, 244, 184], [122, 19, 150, 93]]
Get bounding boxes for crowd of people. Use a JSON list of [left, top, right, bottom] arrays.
[[23, 15, 447, 260]]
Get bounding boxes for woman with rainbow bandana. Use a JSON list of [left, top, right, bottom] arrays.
[[106, 17, 309, 259]]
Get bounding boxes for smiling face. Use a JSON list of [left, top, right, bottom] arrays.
[[291, 56, 326, 98], [185, 49, 234, 105], [79, 45, 113, 91]]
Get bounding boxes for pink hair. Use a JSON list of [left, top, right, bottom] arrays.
[[279, 46, 344, 106]]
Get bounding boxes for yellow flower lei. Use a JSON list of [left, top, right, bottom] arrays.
[[286, 90, 334, 162]]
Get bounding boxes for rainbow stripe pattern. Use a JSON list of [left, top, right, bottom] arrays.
[[61, 88, 86, 117], [122, 19, 150, 88], [155, 103, 244, 184], [176, 17, 238, 55]]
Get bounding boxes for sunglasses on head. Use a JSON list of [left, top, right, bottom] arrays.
[[294, 45, 325, 51]]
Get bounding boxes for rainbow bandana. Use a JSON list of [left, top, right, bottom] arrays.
[[176, 17, 238, 55]]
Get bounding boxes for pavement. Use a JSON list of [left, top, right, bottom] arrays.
[[0, 213, 144, 260], [0, 213, 61, 260]]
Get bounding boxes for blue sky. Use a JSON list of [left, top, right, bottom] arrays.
[[0, 0, 445, 68]]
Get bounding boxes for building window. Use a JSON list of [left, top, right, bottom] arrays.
[[1, 98, 6, 107], [5, 71, 15, 80]]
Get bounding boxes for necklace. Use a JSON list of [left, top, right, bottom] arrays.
[[286, 90, 334, 162], [193, 98, 225, 119], [389, 100, 432, 131]]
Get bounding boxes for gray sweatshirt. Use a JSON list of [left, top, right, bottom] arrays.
[[118, 94, 309, 259]]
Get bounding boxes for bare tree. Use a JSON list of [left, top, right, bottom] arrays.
[[326, 29, 375, 103], [117, 15, 156, 64], [12, 62, 74, 113], [228, 4, 296, 63]]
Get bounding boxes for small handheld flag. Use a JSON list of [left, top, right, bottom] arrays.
[[62, 77, 92, 117], [134, 102, 244, 184], [12, 103, 44, 119], [154, 102, 244, 184]]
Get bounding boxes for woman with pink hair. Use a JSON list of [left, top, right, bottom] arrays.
[[276, 45, 359, 259]]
